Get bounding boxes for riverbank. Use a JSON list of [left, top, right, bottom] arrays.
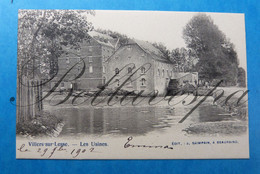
[[16, 111, 65, 139], [39, 88, 248, 138], [183, 121, 248, 136], [182, 87, 248, 136], [213, 87, 248, 121]]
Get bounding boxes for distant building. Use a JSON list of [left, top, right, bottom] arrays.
[[174, 72, 198, 87], [51, 31, 116, 91]]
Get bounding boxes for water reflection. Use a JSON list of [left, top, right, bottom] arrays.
[[53, 107, 165, 136], [51, 102, 234, 137]]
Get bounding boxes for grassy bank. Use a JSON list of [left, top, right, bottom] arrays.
[[16, 111, 64, 138], [212, 87, 248, 121], [183, 87, 248, 136], [183, 121, 248, 136]]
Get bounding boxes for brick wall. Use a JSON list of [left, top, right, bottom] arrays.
[[53, 37, 114, 91], [105, 44, 155, 95]]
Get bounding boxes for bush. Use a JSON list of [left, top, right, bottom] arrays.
[[16, 111, 62, 137]]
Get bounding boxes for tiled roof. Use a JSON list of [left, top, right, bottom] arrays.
[[88, 31, 113, 40], [88, 31, 114, 48], [130, 39, 171, 64]]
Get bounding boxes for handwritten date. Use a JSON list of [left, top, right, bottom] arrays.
[[17, 144, 95, 158]]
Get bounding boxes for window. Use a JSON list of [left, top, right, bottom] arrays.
[[167, 70, 169, 77], [115, 68, 119, 75], [127, 45, 131, 50], [128, 67, 132, 73], [162, 70, 165, 77], [141, 67, 145, 74], [89, 65, 93, 73], [158, 69, 160, 76], [61, 82, 64, 87], [127, 78, 133, 86], [115, 56, 119, 60], [103, 66, 106, 73], [170, 71, 173, 77], [115, 79, 120, 86], [141, 78, 146, 86], [89, 57, 93, 62], [103, 77, 106, 84], [89, 47, 92, 52], [166, 78, 169, 84], [66, 57, 70, 64]]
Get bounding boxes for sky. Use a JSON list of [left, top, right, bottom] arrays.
[[87, 10, 247, 71]]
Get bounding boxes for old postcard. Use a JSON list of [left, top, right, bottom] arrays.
[[16, 10, 249, 159]]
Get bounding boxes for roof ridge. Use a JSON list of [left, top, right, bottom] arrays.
[[132, 39, 172, 64], [133, 39, 163, 56]]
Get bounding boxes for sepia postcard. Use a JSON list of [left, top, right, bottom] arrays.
[[16, 10, 249, 159]]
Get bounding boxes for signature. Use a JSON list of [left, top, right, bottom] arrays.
[[124, 136, 174, 150], [13, 59, 249, 123]]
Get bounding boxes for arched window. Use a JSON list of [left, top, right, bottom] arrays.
[[141, 78, 146, 86], [66, 57, 70, 64], [128, 67, 132, 73], [166, 78, 169, 85], [127, 78, 133, 86], [115, 79, 120, 86], [89, 65, 93, 73], [141, 67, 145, 74], [115, 68, 119, 75], [162, 70, 165, 77]]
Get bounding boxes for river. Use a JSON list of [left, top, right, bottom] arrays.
[[46, 95, 236, 137]]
